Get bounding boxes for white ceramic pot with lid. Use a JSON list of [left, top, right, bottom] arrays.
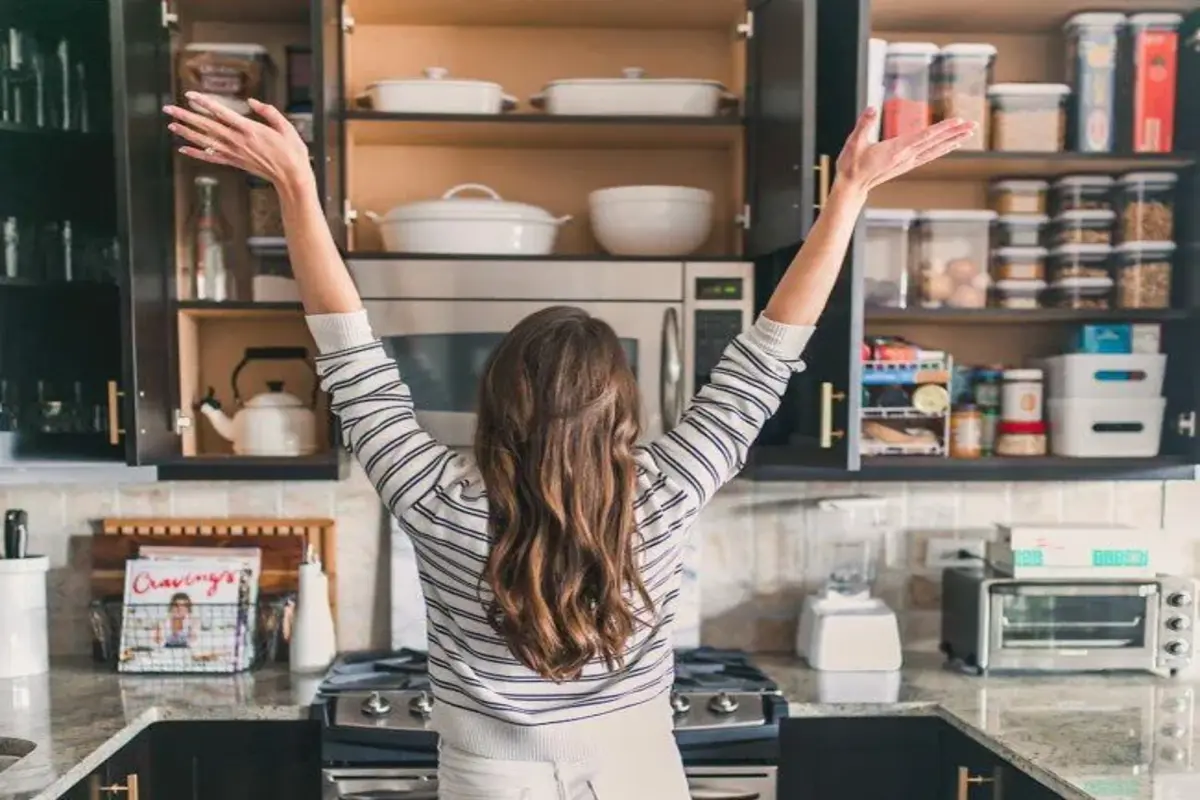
[[363, 68, 517, 114], [532, 68, 737, 116], [197, 347, 319, 457], [365, 184, 573, 255]]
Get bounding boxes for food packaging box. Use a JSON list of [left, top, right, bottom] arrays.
[[989, 524, 1157, 578], [1073, 323, 1131, 354]]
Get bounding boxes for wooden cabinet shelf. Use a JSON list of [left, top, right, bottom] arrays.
[[176, 301, 305, 318], [345, 0, 743, 30], [344, 111, 743, 149], [872, 0, 1198, 33], [867, 308, 1190, 324], [904, 152, 1195, 181]]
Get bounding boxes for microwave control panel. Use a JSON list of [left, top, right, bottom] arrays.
[[693, 309, 746, 386]]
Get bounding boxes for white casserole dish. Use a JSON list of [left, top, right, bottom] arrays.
[[363, 68, 517, 114], [589, 185, 714, 256], [365, 184, 572, 256], [532, 68, 736, 116]]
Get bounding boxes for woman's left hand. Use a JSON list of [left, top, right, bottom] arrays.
[[164, 91, 311, 189]]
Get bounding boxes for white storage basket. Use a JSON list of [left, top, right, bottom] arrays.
[[1042, 354, 1166, 400], [1047, 397, 1166, 458]]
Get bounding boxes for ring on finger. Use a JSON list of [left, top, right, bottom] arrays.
[[204, 144, 218, 156]]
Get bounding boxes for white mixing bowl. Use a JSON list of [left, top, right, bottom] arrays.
[[588, 186, 714, 256]]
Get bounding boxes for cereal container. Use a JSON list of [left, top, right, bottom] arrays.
[[1063, 12, 1124, 153], [864, 208, 917, 308], [178, 43, 275, 116], [1115, 240, 1174, 309], [989, 179, 1049, 215], [1051, 174, 1114, 214], [883, 42, 939, 139], [987, 83, 1070, 152], [934, 43, 997, 150], [1122, 13, 1183, 153], [913, 210, 996, 309], [1117, 171, 1177, 242]]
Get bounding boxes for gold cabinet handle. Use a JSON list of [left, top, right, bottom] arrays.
[[95, 774, 139, 800], [957, 766, 1000, 800], [814, 154, 831, 209], [819, 382, 846, 449], [106, 380, 126, 446]]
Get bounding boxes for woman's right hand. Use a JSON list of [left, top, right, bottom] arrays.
[[164, 92, 312, 189]]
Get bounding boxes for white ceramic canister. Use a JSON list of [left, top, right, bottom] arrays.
[[1001, 369, 1045, 423], [290, 560, 337, 674], [0, 555, 49, 679]]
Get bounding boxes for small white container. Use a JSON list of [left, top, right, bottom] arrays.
[[589, 185, 714, 256], [291, 561, 337, 673], [532, 68, 735, 117], [1042, 353, 1167, 399], [0, 556, 49, 679], [1048, 397, 1166, 457], [864, 208, 916, 308], [364, 68, 516, 114], [1001, 368, 1044, 423]]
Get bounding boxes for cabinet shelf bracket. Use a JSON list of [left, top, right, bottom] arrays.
[[736, 203, 751, 231], [341, 7, 355, 33], [1179, 411, 1196, 438], [736, 10, 754, 39]]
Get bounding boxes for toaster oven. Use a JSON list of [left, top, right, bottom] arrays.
[[940, 568, 1197, 676]]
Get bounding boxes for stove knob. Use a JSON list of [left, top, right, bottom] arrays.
[[708, 692, 739, 715], [408, 691, 434, 718], [669, 692, 691, 716], [361, 691, 392, 718], [1165, 640, 1191, 657], [1167, 616, 1192, 632], [1161, 744, 1186, 763], [1161, 723, 1187, 740], [1168, 591, 1193, 608], [1162, 696, 1191, 714]]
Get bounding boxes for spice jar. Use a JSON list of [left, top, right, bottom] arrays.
[[883, 42, 939, 139], [1064, 12, 1124, 153], [950, 404, 983, 459], [992, 246, 1047, 281], [993, 215, 1046, 248], [1115, 240, 1174, 309], [1117, 171, 1177, 242], [990, 180, 1049, 215], [248, 177, 284, 239], [1001, 368, 1044, 423], [1050, 209, 1116, 246], [995, 421, 1048, 457], [934, 43, 997, 151], [987, 83, 1070, 152], [1052, 174, 1114, 214]]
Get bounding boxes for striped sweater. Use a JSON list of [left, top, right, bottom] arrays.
[[306, 310, 813, 761]]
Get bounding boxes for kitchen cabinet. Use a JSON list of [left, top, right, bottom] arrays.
[[59, 720, 321, 800]]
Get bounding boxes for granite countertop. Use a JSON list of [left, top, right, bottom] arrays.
[[3, 656, 1198, 800]]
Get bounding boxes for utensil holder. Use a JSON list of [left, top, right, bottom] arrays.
[[0, 555, 49, 678]]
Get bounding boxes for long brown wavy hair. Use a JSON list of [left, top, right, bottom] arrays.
[[474, 305, 653, 682]]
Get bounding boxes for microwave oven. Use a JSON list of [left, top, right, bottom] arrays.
[[940, 567, 1197, 677], [348, 259, 755, 446]]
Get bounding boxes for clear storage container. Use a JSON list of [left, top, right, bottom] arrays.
[[993, 215, 1046, 248], [863, 208, 917, 308], [992, 246, 1048, 280], [1051, 276, 1114, 309], [1115, 240, 1174, 309], [934, 43, 997, 151], [993, 279, 1047, 309], [1052, 174, 1114, 213], [248, 177, 284, 239], [990, 179, 1049, 215], [1050, 209, 1116, 246], [1049, 243, 1114, 309], [1063, 12, 1124, 153], [883, 42, 939, 139], [987, 83, 1070, 152], [1117, 171, 1177, 242], [913, 210, 996, 308], [178, 43, 275, 116]]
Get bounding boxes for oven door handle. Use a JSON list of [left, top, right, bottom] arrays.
[[661, 306, 684, 431], [330, 778, 439, 800], [688, 784, 762, 800], [338, 791, 438, 800]]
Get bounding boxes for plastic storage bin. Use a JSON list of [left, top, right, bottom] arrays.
[[914, 210, 996, 308], [178, 43, 275, 116], [864, 208, 917, 308], [993, 279, 1046, 309], [1115, 240, 1174, 309], [1042, 353, 1166, 400], [1064, 12, 1124, 153], [1124, 13, 1183, 153], [1052, 175, 1114, 214], [993, 215, 1046, 248], [1050, 209, 1116, 245], [935, 43, 997, 151], [1117, 171, 1176, 242], [883, 43, 939, 139], [1047, 397, 1165, 457], [988, 83, 1070, 152], [992, 246, 1047, 280], [990, 180, 1049, 215]]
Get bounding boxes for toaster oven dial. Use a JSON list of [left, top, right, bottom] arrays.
[[1167, 591, 1193, 608], [1161, 723, 1187, 739], [1166, 615, 1191, 632], [362, 691, 392, 718], [1165, 640, 1191, 657]]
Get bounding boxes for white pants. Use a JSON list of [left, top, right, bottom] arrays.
[[437, 734, 690, 800]]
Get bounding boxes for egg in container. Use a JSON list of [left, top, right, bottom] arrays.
[[913, 210, 996, 308]]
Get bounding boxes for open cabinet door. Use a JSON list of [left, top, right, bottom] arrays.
[[748, 0, 867, 475], [110, 0, 180, 464], [1161, 167, 1200, 469], [315, 0, 346, 249]]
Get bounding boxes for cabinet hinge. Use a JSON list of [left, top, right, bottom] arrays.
[[735, 204, 751, 230], [160, 0, 179, 30], [736, 10, 754, 39], [341, 6, 356, 33], [343, 200, 359, 226], [1178, 411, 1197, 439], [172, 409, 192, 436]]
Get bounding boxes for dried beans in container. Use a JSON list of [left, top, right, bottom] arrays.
[[1115, 240, 1174, 309], [934, 43, 997, 150], [1063, 12, 1124, 153], [1050, 209, 1116, 246], [883, 42, 939, 139], [1116, 171, 1176, 242]]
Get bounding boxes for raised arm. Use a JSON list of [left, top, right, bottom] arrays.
[[645, 109, 975, 507], [164, 93, 464, 513]]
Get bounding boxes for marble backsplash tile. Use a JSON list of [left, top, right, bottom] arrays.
[[1, 467, 1187, 657]]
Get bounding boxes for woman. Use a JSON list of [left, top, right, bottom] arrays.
[[165, 93, 972, 799], [154, 592, 197, 649]]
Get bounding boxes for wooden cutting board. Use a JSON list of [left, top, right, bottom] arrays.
[[92, 517, 338, 617]]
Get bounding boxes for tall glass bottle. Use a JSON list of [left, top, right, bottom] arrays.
[[188, 175, 230, 301]]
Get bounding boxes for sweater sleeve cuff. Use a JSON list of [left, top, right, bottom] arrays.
[[747, 314, 815, 360], [306, 309, 376, 354]]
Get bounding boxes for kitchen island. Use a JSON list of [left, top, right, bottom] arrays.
[[0, 656, 1192, 800]]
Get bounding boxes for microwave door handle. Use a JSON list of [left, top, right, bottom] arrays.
[[661, 307, 684, 431]]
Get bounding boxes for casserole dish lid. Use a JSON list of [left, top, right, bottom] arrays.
[[368, 67, 503, 92], [542, 67, 726, 89], [384, 184, 561, 224]]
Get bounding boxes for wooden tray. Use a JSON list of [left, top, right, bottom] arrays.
[[92, 518, 337, 618]]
